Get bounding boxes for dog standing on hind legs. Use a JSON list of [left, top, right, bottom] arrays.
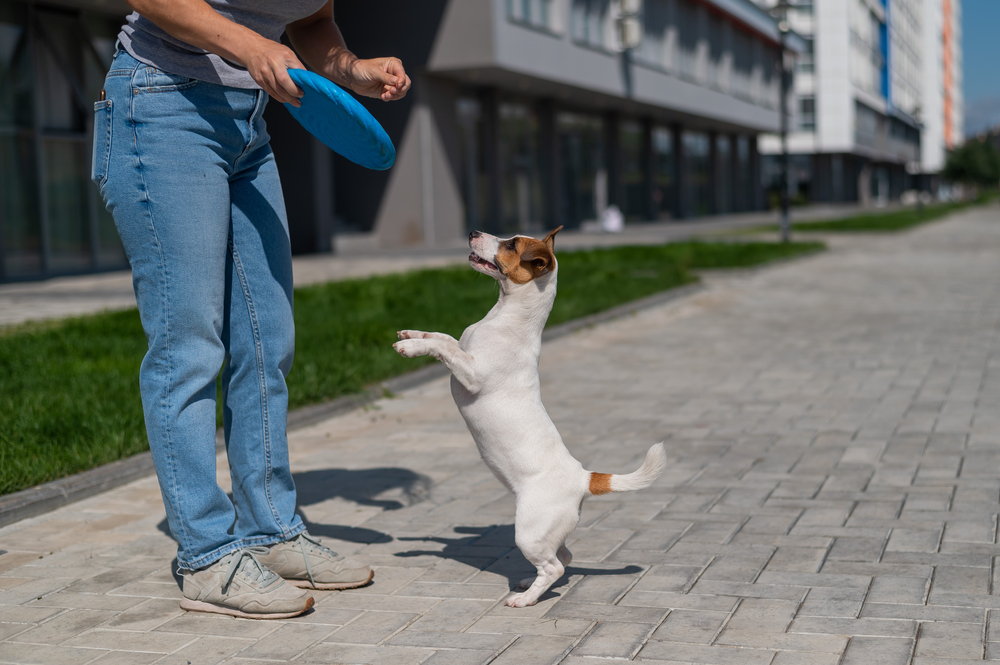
[[393, 226, 667, 607]]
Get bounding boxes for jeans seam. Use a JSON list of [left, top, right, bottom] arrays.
[[129, 62, 187, 552], [228, 235, 286, 534]]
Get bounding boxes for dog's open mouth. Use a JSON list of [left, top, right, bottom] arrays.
[[469, 252, 498, 272]]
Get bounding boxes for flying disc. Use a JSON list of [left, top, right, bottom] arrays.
[[283, 68, 395, 171]]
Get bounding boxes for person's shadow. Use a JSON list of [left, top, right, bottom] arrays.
[[395, 524, 643, 600], [160, 465, 433, 588]]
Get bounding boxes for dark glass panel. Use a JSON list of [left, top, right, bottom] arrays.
[[43, 138, 91, 272], [557, 111, 604, 228], [682, 131, 710, 217], [652, 126, 673, 219], [620, 120, 645, 221], [499, 102, 543, 234]]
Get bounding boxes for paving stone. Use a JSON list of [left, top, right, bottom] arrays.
[[914, 621, 985, 659], [866, 575, 930, 604], [326, 611, 418, 645], [419, 649, 498, 665], [569, 620, 654, 658], [466, 615, 592, 637], [489, 635, 576, 665], [636, 641, 775, 664], [153, 636, 254, 665], [235, 623, 337, 660], [0, 642, 103, 665], [841, 635, 914, 665], [8, 609, 117, 645], [650, 609, 729, 644]]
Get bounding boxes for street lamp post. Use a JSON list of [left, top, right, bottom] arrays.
[[771, 1, 792, 243]]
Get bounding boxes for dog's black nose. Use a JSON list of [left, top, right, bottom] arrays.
[[469, 230, 482, 241]]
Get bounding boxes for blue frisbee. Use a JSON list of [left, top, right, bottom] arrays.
[[283, 68, 395, 171]]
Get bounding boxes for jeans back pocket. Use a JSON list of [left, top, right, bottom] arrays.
[[92, 99, 113, 188]]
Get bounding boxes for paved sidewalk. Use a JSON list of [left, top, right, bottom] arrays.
[[2, 205, 999, 664], [0, 203, 868, 328]]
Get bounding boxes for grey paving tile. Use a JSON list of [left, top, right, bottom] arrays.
[[914, 621, 985, 660], [841, 636, 914, 665]]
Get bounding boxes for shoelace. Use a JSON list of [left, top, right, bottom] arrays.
[[294, 533, 342, 588], [221, 547, 279, 595]]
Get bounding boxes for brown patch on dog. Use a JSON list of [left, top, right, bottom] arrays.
[[493, 227, 564, 284], [589, 472, 613, 495]]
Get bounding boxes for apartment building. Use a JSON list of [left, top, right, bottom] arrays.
[[753, 0, 961, 205], [0, 0, 798, 281]]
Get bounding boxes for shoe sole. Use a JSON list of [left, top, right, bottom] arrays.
[[179, 595, 314, 619], [285, 568, 375, 590]]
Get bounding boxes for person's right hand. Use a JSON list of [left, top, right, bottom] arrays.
[[243, 37, 306, 106]]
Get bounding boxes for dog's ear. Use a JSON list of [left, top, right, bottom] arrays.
[[521, 242, 555, 275], [543, 226, 563, 248]]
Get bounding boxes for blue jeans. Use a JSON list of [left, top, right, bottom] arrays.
[[94, 49, 305, 570]]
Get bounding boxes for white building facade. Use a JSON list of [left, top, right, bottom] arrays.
[[753, 0, 961, 204]]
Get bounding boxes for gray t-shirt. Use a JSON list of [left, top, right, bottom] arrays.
[[119, 0, 327, 89]]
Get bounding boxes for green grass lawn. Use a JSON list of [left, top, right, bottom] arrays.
[[780, 192, 997, 233], [0, 240, 821, 496]]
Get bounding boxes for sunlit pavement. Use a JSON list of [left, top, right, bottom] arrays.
[[2, 204, 999, 664]]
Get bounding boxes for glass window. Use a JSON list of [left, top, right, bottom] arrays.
[[0, 3, 126, 280], [499, 102, 544, 234], [735, 135, 751, 211], [557, 111, 604, 228], [0, 2, 42, 278], [506, 0, 554, 30], [651, 126, 674, 219], [799, 96, 816, 131], [571, 0, 610, 48], [682, 131, 710, 217], [456, 97, 487, 233], [44, 139, 91, 272], [715, 134, 732, 214], [620, 120, 645, 221]]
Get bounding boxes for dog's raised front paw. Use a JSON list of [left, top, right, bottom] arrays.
[[393, 339, 425, 358], [397, 330, 427, 340], [504, 592, 536, 608]]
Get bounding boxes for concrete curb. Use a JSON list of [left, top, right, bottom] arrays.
[[0, 282, 705, 529]]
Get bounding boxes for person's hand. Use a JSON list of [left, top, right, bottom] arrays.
[[347, 57, 411, 101], [243, 37, 306, 106]]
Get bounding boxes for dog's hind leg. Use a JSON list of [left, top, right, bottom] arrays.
[[518, 543, 572, 590], [506, 500, 579, 607]]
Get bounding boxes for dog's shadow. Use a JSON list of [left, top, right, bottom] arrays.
[[160, 466, 433, 589], [395, 524, 642, 601]]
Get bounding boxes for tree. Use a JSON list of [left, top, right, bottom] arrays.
[[943, 138, 1000, 187]]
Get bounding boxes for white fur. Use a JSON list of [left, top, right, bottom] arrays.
[[393, 230, 666, 607]]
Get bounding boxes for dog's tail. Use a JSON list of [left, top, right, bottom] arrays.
[[587, 442, 667, 495]]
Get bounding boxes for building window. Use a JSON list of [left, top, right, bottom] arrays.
[[682, 131, 710, 217], [799, 96, 816, 131], [652, 126, 674, 219], [499, 102, 545, 234], [571, 0, 611, 48], [0, 2, 125, 281], [620, 120, 645, 221], [557, 111, 605, 227], [715, 134, 732, 214], [796, 38, 814, 73], [506, 0, 554, 31]]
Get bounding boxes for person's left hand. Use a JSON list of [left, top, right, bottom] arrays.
[[347, 57, 411, 101]]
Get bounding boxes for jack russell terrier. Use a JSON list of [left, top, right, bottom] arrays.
[[392, 227, 666, 607]]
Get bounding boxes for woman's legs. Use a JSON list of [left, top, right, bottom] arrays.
[[99, 51, 301, 570], [222, 135, 303, 546]]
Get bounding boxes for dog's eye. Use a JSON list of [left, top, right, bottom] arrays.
[[506, 240, 517, 251]]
